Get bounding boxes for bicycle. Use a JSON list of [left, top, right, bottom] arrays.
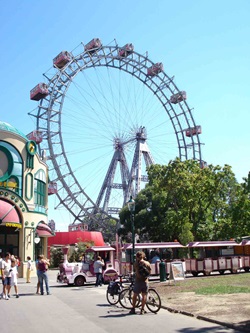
[[106, 273, 141, 307], [106, 275, 124, 305], [119, 285, 161, 313], [118, 277, 140, 309]]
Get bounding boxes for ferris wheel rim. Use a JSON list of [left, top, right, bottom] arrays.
[[34, 40, 203, 224]]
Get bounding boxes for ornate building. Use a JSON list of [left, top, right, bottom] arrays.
[[0, 121, 53, 277]]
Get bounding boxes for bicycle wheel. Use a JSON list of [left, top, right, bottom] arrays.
[[106, 289, 120, 305], [119, 288, 141, 309], [146, 288, 161, 313], [119, 289, 133, 309]]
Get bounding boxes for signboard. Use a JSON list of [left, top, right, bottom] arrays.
[[170, 261, 185, 281]]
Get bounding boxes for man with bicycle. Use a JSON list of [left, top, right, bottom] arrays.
[[129, 251, 151, 315]]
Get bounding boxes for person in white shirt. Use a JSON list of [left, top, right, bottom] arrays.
[[9, 258, 19, 298], [93, 256, 104, 287], [2, 252, 11, 300], [26, 256, 32, 283]]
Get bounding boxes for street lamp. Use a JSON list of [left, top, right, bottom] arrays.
[[127, 196, 135, 265]]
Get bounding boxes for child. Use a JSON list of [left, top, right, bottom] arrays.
[[10, 259, 19, 298], [26, 256, 32, 283]]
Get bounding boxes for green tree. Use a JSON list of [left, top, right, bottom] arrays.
[[85, 215, 118, 243], [68, 240, 94, 262], [50, 247, 64, 268], [119, 158, 250, 243]]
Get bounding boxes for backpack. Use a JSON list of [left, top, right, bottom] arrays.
[[108, 281, 120, 295], [138, 262, 151, 279]]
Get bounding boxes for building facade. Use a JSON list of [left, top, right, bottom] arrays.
[[0, 121, 53, 277]]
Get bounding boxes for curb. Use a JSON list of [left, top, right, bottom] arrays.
[[161, 305, 249, 333]]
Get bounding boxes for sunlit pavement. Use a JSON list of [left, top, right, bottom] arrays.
[[0, 270, 243, 333]]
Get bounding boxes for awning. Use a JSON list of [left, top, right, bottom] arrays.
[[0, 199, 22, 228], [125, 242, 184, 249], [35, 221, 54, 237], [187, 241, 239, 248], [241, 240, 250, 246], [86, 245, 115, 252]]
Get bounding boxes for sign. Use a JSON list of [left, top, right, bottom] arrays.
[[170, 261, 185, 281]]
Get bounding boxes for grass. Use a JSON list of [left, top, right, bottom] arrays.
[[153, 272, 250, 295], [196, 285, 250, 295]]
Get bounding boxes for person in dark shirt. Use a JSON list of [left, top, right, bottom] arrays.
[[37, 254, 51, 295]]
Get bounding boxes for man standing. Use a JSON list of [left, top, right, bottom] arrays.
[[130, 251, 151, 315], [1, 252, 11, 300], [93, 256, 104, 287]]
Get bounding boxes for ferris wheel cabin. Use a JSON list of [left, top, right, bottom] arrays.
[[27, 130, 43, 144], [48, 181, 58, 195], [186, 125, 202, 137], [84, 38, 102, 52], [200, 160, 208, 169], [53, 51, 72, 69], [118, 43, 134, 58], [147, 62, 164, 76], [30, 83, 49, 101], [170, 91, 187, 104]]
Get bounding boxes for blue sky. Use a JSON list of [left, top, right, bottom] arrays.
[[0, 1, 249, 231]]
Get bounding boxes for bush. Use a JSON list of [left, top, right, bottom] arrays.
[[50, 247, 63, 268]]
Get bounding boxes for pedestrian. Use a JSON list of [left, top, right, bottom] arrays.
[[26, 256, 32, 283], [15, 256, 20, 272], [1, 252, 11, 300], [37, 254, 51, 295], [9, 258, 19, 298], [35, 256, 40, 294], [129, 251, 151, 315], [150, 251, 161, 263], [93, 256, 104, 287], [0, 253, 4, 299]]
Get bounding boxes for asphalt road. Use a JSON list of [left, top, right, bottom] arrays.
[[0, 270, 243, 333]]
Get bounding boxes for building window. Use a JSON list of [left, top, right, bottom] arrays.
[[34, 170, 46, 207], [0, 141, 23, 196], [25, 173, 33, 200]]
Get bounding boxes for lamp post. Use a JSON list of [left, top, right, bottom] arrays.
[[127, 196, 135, 264]]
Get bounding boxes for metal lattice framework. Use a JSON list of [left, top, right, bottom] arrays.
[[29, 39, 203, 227]]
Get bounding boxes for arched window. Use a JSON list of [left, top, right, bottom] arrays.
[[0, 141, 23, 196], [34, 169, 46, 207]]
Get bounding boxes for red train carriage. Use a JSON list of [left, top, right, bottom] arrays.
[[185, 240, 247, 276], [120, 242, 185, 277]]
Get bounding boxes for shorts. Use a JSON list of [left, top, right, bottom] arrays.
[[133, 280, 149, 294], [3, 277, 11, 286]]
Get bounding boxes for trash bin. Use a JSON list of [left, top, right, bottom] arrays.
[[159, 260, 166, 282]]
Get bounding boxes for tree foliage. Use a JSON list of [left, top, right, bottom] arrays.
[[119, 159, 250, 244], [84, 215, 118, 243]]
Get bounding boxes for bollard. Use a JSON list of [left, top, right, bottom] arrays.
[[159, 260, 166, 282]]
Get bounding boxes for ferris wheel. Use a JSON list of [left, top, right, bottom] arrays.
[[29, 38, 204, 227]]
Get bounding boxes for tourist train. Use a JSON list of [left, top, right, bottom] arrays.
[[57, 239, 250, 286]]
